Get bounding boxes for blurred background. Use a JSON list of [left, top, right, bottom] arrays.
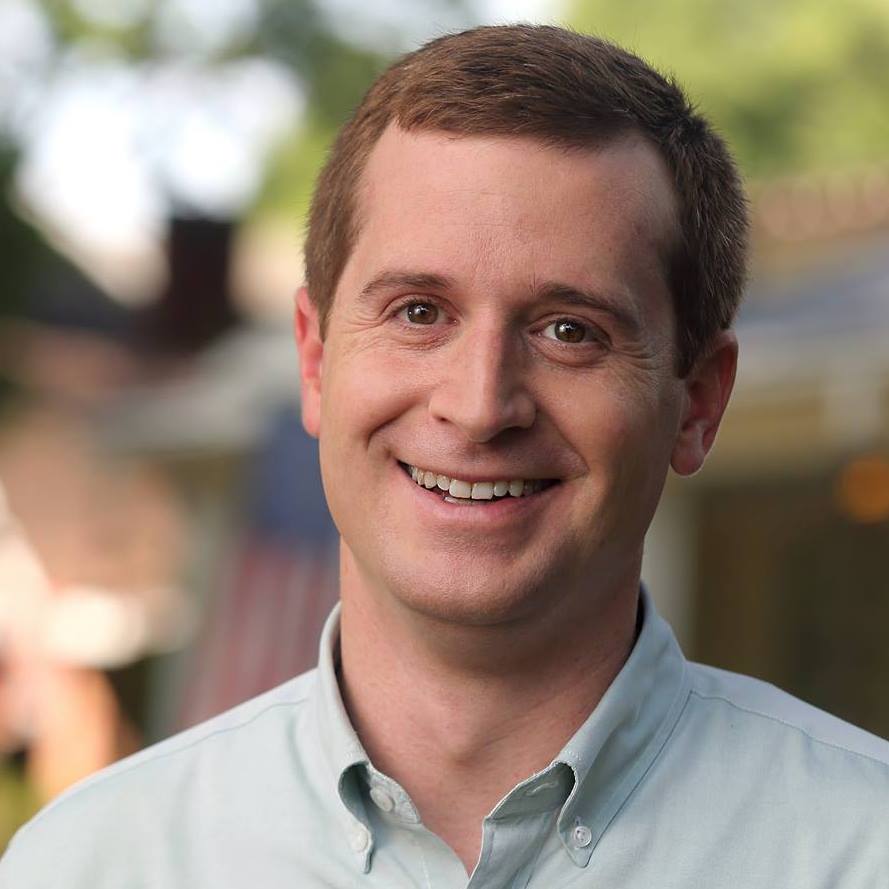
[[0, 0, 888, 846]]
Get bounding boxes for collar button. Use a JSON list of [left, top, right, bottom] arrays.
[[350, 825, 370, 853], [571, 824, 593, 849]]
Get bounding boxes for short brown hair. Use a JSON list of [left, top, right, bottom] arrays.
[[305, 24, 748, 376]]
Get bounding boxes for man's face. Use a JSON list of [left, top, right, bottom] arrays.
[[298, 125, 728, 628]]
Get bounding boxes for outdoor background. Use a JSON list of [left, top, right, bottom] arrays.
[[1, 0, 888, 847]]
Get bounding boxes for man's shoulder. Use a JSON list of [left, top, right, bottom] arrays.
[[682, 660, 889, 789], [632, 661, 889, 879], [0, 669, 319, 885], [609, 660, 889, 886], [39, 666, 319, 804]]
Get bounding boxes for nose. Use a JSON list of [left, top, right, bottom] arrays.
[[427, 325, 536, 443]]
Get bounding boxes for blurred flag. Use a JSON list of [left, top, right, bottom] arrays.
[[177, 407, 339, 727]]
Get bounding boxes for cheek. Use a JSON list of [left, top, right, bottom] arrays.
[[581, 407, 641, 480], [320, 345, 427, 452], [564, 383, 675, 490]]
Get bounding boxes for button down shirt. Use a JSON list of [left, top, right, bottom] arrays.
[[2, 590, 888, 888]]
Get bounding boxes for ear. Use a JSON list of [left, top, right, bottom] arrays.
[[670, 330, 738, 477], [294, 286, 324, 439]]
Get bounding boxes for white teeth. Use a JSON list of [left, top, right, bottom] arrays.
[[471, 482, 494, 500], [407, 465, 548, 500], [448, 479, 472, 499]]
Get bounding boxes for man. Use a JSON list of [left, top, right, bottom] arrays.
[[2, 24, 887, 889]]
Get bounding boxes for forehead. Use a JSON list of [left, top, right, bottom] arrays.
[[341, 124, 678, 311]]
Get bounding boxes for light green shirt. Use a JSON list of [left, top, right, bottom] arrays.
[[2, 590, 888, 888]]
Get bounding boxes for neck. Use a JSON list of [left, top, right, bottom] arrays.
[[337, 547, 640, 873]]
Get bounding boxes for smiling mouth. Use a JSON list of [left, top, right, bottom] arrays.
[[399, 462, 559, 504]]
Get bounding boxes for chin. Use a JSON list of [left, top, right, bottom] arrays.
[[379, 557, 560, 629]]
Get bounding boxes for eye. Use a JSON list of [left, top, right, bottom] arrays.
[[542, 318, 594, 344], [399, 302, 440, 325], [399, 302, 440, 324]]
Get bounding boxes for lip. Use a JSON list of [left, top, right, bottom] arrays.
[[395, 459, 561, 527], [397, 460, 555, 486]]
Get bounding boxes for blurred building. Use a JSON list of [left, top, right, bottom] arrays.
[[101, 326, 339, 733], [0, 210, 199, 838], [646, 165, 889, 739]]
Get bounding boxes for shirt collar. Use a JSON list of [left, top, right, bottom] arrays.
[[308, 587, 690, 872], [309, 603, 375, 872], [552, 587, 690, 866]]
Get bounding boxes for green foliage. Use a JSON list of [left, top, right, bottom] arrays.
[[0, 760, 39, 853], [26, 0, 430, 224], [0, 147, 46, 321], [38, 0, 154, 59], [567, 0, 889, 177], [253, 33, 388, 223], [255, 118, 337, 227]]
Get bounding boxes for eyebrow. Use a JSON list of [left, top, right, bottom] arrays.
[[359, 271, 456, 302], [533, 281, 643, 336]]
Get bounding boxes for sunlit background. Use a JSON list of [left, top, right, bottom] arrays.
[[1, 0, 888, 846]]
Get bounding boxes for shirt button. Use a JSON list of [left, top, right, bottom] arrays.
[[369, 786, 395, 812], [571, 824, 593, 848], [350, 825, 370, 852]]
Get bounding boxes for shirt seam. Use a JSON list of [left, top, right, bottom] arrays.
[[689, 689, 889, 770], [14, 697, 311, 839]]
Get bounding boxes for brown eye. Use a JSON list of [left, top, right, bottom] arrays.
[[545, 319, 588, 343], [403, 303, 439, 325]]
